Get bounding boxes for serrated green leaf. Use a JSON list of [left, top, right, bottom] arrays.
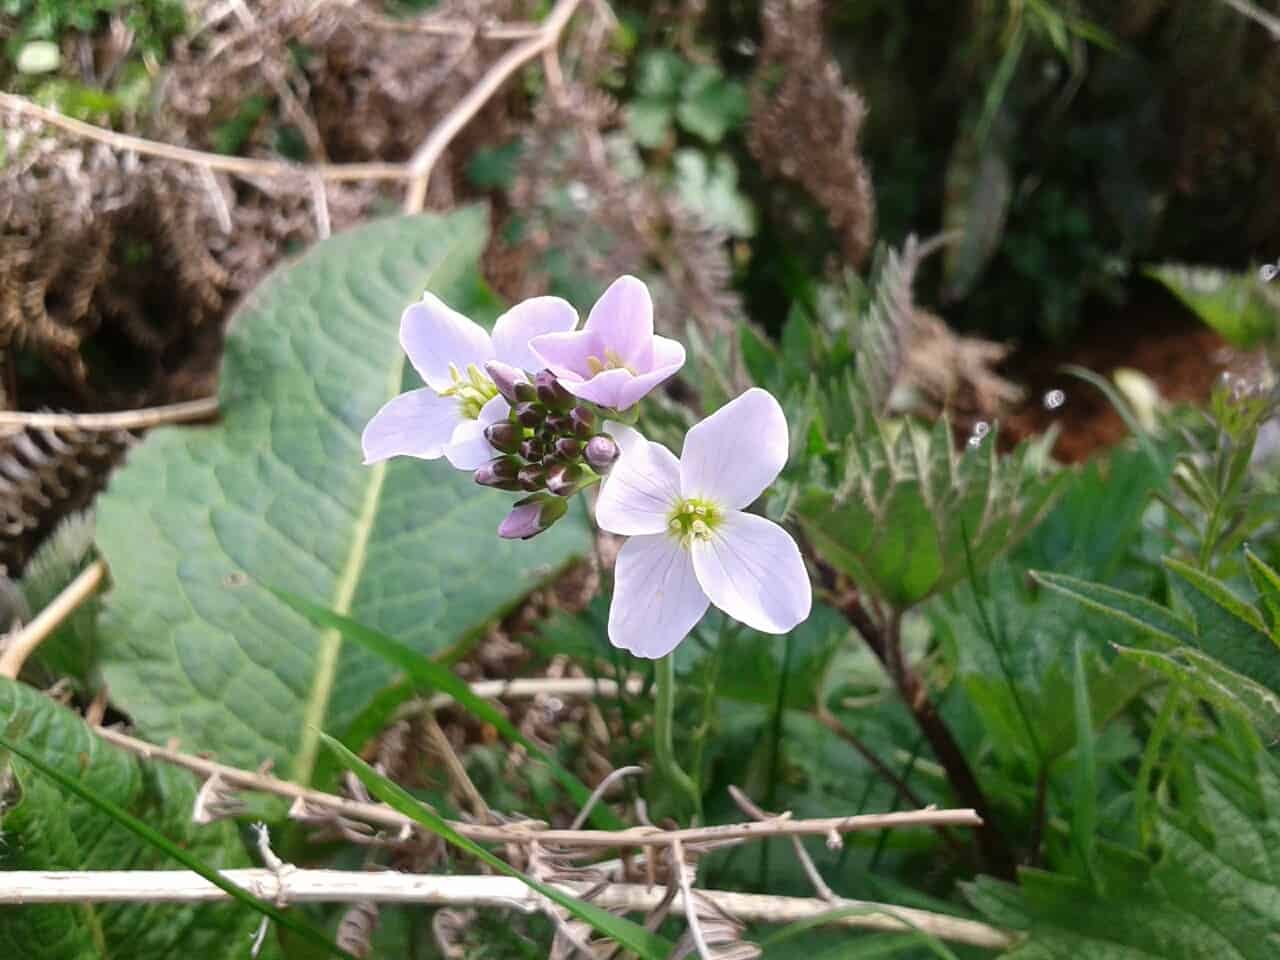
[[1031, 571, 1194, 648], [0, 677, 341, 960], [1146, 263, 1280, 348], [94, 210, 592, 782], [1164, 557, 1280, 685], [321, 734, 674, 959], [675, 65, 749, 143], [1246, 548, 1280, 629]]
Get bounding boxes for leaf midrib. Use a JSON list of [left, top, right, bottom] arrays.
[[291, 234, 466, 785]]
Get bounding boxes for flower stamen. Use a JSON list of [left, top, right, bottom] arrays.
[[439, 362, 499, 419], [585, 348, 638, 377], [668, 497, 721, 546]]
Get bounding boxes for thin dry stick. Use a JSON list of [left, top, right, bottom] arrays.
[[422, 710, 490, 820], [94, 726, 982, 848], [0, 872, 1014, 949], [0, 397, 220, 431], [1218, 0, 1280, 39], [672, 837, 712, 960], [401, 0, 588, 213], [0, 560, 106, 680], [729, 785, 836, 902], [0, 93, 408, 182]]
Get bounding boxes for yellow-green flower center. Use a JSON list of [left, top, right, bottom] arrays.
[[585, 348, 637, 377], [668, 497, 722, 545], [439, 363, 499, 419]]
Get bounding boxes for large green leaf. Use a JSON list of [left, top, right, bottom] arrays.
[[966, 748, 1280, 958], [95, 210, 591, 782], [1146, 263, 1280, 349], [0, 678, 275, 960]]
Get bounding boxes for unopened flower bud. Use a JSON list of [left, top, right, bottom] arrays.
[[515, 401, 544, 428], [546, 462, 588, 497], [474, 456, 521, 490], [534, 370, 574, 411], [484, 421, 523, 455], [553, 437, 583, 460], [584, 434, 619, 472], [484, 360, 528, 405], [545, 413, 572, 435], [570, 406, 595, 438], [517, 463, 546, 491], [498, 493, 568, 540], [519, 438, 545, 461]]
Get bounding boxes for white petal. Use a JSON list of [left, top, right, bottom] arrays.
[[443, 395, 509, 470], [609, 533, 709, 659], [691, 511, 811, 634], [491, 296, 579, 372], [585, 275, 654, 370], [361, 388, 459, 464], [400, 293, 494, 392], [595, 424, 681, 536], [680, 388, 789, 509]]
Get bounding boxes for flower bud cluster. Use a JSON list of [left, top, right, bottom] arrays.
[[475, 367, 620, 539]]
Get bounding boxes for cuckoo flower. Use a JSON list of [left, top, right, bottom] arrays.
[[596, 388, 811, 658], [530, 275, 685, 411], [361, 293, 577, 470]]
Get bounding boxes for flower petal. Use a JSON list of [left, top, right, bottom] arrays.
[[691, 511, 811, 634], [443, 395, 510, 470], [595, 423, 681, 536], [585, 275, 654, 369], [491, 296, 579, 372], [530, 329, 601, 381], [560, 367, 633, 409], [400, 293, 494, 392], [361, 388, 459, 464], [680, 387, 789, 509], [609, 533, 709, 659], [613, 337, 686, 409]]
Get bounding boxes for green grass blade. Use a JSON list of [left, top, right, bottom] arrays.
[[1071, 636, 1098, 888], [0, 724, 355, 960], [320, 734, 673, 959], [277, 590, 624, 829], [759, 904, 961, 959]]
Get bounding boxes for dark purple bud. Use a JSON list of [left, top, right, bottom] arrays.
[[545, 413, 572, 435], [584, 434, 620, 472], [517, 463, 546, 492], [553, 437, 583, 460], [474, 456, 521, 490], [484, 360, 528, 405], [546, 462, 588, 497], [519, 438, 545, 461], [534, 370, 574, 411], [515, 401, 544, 428], [570, 406, 595, 438], [515, 381, 538, 403], [498, 493, 569, 540], [484, 421, 523, 455]]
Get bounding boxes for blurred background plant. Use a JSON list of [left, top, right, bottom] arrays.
[[4, 0, 1280, 957]]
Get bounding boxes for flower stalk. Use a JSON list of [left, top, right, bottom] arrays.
[[654, 654, 703, 822]]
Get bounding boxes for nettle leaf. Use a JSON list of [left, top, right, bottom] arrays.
[[95, 210, 591, 782], [799, 385, 1063, 608], [0, 678, 270, 960], [966, 749, 1280, 958], [1146, 263, 1280, 349]]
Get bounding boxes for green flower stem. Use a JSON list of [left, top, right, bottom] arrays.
[[690, 618, 732, 804], [654, 653, 702, 822]]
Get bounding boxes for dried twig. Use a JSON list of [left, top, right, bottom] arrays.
[[1217, 0, 1280, 39], [0, 871, 1014, 949], [729, 786, 836, 902], [423, 710, 490, 820], [0, 559, 105, 679], [0, 398, 220, 432], [94, 726, 982, 848], [401, 0, 588, 213]]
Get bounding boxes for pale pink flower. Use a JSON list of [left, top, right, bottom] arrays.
[[362, 293, 577, 470], [596, 388, 811, 658], [529, 275, 685, 411]]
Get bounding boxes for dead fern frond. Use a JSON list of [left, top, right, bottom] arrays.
[[749, 0, 875, 267]]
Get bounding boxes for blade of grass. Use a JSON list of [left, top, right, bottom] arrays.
[[276, 590, 623, 830], [0, 721, 356, 960], [320, 733, 673, 959], [1071, 636, 1098, 889], [1062, 364, 1167, 471]]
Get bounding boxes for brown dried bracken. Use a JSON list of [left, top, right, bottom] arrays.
[[749, 0, 875, 267]]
